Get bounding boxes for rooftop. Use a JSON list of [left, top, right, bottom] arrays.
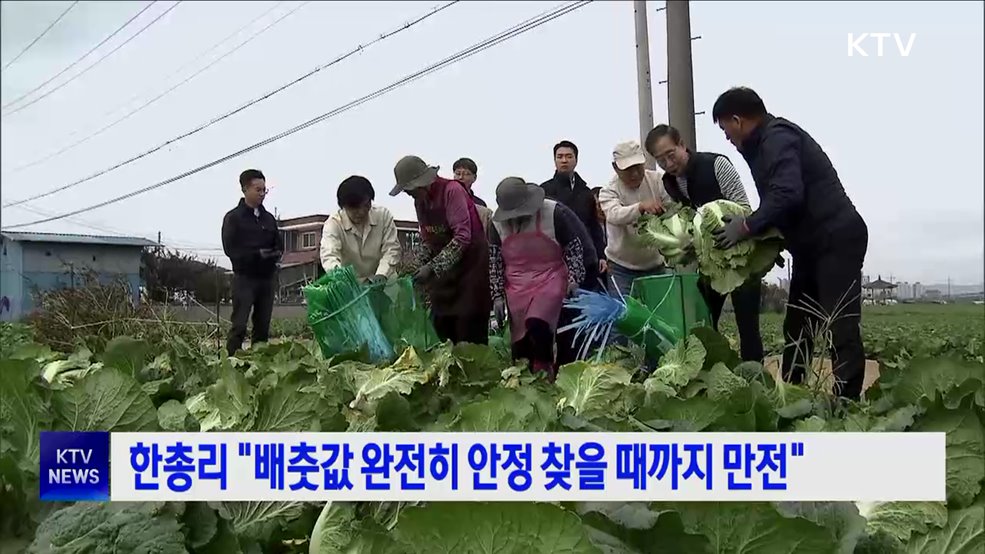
[[278, 214, 330, 227], [276, 213, 419, 232], [0, 231, 160, 248], [864, 276, 897, 290], [281, 250, 319, 266]]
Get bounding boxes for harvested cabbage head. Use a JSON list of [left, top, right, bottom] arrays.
[[692, 200, 783, 294], [637, 206, 696, 267]]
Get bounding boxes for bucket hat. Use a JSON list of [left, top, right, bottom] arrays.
[[493, 177, 546, 222], [390, 155, 439, 196]]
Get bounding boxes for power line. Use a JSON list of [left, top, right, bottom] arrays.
[[4, 2, 302, 174], [4, 0, 593, 229], [12, 3, 305, 172], [2, 1, 182, 117], [5, 1, 287, 174], [0, 1, 158, 112], [7, 203, 131, 237], [5, 203, 225, 254], [1, 1, 81, 72], [2, 0, 461, 208]]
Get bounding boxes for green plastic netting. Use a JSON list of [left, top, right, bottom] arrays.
[[303, 266, 393, 363], [366, 276, 441, 355]]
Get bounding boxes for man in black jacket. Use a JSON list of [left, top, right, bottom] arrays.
[[645, 123, 765, 363], [541, 140, 605, 366], [541, 140, 607, 287], [711, 87, 869, 400], [221, 169, 284, 357]]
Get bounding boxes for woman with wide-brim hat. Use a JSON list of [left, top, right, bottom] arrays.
[[488, 177, 588, 380], [390, 155, 491, 345]]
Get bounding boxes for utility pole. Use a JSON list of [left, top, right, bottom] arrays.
[[633, 0, 655, 169], [666, 0, 697, 151]]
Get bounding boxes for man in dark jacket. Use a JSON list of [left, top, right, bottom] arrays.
[[645, 123, 765, 363], [221, 169, 283, 357], [541, 140, 607, 286], [711, 87, 869, 400], [541, 140, 605, 366]]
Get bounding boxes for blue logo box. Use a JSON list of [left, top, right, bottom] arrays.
[[39, 431, 110, 501]]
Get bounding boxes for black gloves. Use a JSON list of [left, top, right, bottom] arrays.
[[412, 264, 434, 285], [713, 215, 749, 250]]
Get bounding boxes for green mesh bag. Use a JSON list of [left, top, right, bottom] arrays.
[[626, 272, 712, 357], [366, 277, 441, 355], [303, 266, 393, 363]]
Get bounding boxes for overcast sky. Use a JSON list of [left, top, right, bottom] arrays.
[[1, 0, 982, 285]]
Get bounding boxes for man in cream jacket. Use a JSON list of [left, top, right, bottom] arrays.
[[320, 175, 401, 283], [598, 140, 676, 296]]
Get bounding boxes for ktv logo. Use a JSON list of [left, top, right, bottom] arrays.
[[847, 33, 917, 57]]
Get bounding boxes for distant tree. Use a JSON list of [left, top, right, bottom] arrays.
[[395, 249, 419, 277], [141, 249, 230, 304], [761, 281, 789, 313]]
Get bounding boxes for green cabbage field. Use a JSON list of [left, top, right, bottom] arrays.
[[0, 303, 982, 553]]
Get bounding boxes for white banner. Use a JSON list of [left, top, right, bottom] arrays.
[[110, 432, 945, 502]]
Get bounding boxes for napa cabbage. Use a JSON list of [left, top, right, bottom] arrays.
[[637, 206, 697, 268], [692, 200, 784, 294], [638, 201, 783, 293]]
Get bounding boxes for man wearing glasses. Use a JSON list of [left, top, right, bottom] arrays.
[[221, 169, 283, 357], [644, 124, 765, 363], [453, 157, 493, 232]]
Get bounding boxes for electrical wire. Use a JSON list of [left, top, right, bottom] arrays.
[[1, 1, 80, 72], [4, 1, 591, 228], [5, 203, 225, 254], [3, 0, 592, 228], [4, 1, 304, 174], [2, 1, 182, 117], [2, 0, 461, 208], [5, 1, 287, 174], [0, 1, 158, 111]]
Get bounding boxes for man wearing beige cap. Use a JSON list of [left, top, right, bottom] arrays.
[[597, 140, 676, 297], [390, 155, 491, 345]]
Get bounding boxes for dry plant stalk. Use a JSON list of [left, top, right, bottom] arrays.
[[25, 270, 210, 354], [776, 281, 865, 401]]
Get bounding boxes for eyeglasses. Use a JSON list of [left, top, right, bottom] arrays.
[[654, 150, 678, 164]]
